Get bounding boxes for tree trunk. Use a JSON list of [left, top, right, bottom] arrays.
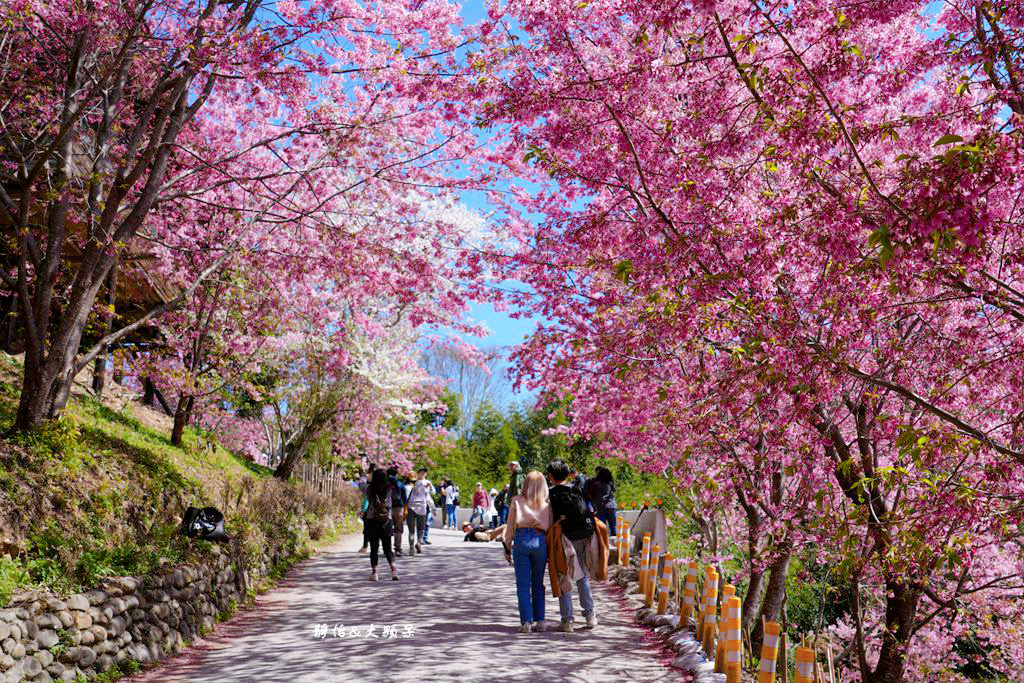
[[742, 567, 766, 635], [143, 377, 156, 406], [865, 578, 920, 683], [171, 395, 195, 446], [752, 546, 792, 652], [92, 263, 118, 398], [14, 358, 55, 432], [273, 436, 308, 480]]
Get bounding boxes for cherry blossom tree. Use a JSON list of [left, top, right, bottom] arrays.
[[0, 0, 476, 432], [459, 0, 1024, 679]]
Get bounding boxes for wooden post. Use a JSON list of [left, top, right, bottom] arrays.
[[780, 632, 789, 683]]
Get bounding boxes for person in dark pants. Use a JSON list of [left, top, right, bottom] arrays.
[[496, 483, 510, 525], [357, 464, 377, 554], [387, 467, 407, 556], [365, 469, 398, 581], [406, 468, 434, 554], [585, 467, 617, 537]]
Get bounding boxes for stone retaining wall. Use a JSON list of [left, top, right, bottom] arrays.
[[1, 529, 319, 682]]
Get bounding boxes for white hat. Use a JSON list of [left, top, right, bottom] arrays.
[[489, 488, 498, 495]]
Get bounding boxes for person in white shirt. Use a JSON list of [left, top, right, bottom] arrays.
[[405, 468, 435, 554], [487, 488, 499, 528], [442, 480, 458, 529]]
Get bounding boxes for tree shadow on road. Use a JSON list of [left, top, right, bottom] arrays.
[[127, 530, 681, 683]]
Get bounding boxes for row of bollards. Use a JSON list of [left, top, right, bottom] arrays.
[[610, 515, 830, 683]]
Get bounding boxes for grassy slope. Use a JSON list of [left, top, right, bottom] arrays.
[[0, 354, 357, 605]]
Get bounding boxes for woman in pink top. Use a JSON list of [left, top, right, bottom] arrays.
[[470, 482, 490, 525], [503, 471, 553, 633]]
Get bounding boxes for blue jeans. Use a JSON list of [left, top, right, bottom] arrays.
[[470, 506, 485, 525], [423, 510, 433, 540], [512, 529, 547, 624], [597, 509, 617, 537], [446, 503, 457, 526], [499, 506, 509, 525], [558, 537, 595, 621]]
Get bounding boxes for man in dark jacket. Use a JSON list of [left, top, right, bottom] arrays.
[[547, 460, 597, 633], [507, 461, 525, 500], [493, 484, 509, 527], [386, 467, 407, 555]]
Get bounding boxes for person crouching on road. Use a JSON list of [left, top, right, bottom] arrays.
[[503, 470, 552, 634], [365, 469, 399, 581]]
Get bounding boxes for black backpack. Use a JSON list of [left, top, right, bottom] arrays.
[[181, 506, 228, 541], [550, 485, 595, 541], [369, 486, 392, 519]]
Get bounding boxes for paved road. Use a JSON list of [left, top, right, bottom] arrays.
[[129, 528, 681, 683]]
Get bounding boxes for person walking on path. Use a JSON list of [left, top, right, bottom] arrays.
[[387, 467, 407, 556], [495, 484, 510, 526], [585, 467, 617, 537], [364, 469, 399, 581], [442, 479, 458, 529], [487, 488, 499, 528], [503, 470, 552, 634], [406, 468, 434, 554], [507, 461, 525, 500], [470, 482, 490, 526], [357, 464, 376, 554], [547, 460, 605, 633], [423, 480, 438, 544]]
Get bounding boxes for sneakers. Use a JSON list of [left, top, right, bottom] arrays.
[[395, 547, 403, 556], [369, 571, 378, 582], [533, 621, 546, 633], [519, 622, 532, 634], [415, 543, 422, 554], [357, 545, 368, 554], [423, 540, 432, 545], [558, 620, 574, 633], [391, 568, 399, 581], [584, 615, 598, 629], [408, 540, 415, 554]]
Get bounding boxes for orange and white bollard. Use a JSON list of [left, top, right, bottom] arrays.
[[657, 552, 674, 614], [615, 515, 623, 564], [724, 596, 742, 683], [794, 647, 815, 683], [622, 521, 631, 566], [758, 620, 782, 683], [700, 567, 719, 657], [645, 545, 661, 607], [716, 584, 737, 672], [680, 561, 698, 622], [639, 533, 652, 594]]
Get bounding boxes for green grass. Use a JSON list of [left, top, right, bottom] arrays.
[[0, 353, 357, 604]]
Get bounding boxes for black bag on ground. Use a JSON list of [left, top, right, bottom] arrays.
[[181, 506, 229, 541], [550, 486, 595, 541]]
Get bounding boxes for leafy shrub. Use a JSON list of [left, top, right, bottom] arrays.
[[0, 555, 27, 605], [12, 412, 83, 460]]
